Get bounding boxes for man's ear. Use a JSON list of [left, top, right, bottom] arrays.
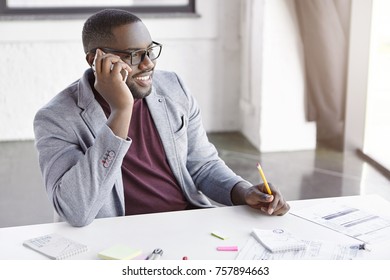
[[86, 53, 95, 67]]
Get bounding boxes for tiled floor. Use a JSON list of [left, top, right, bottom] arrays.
[[208, 132, 390, 201], [0, 140, 53, 228], [1, 132, 389, 228]]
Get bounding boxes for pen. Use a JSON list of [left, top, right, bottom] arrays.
[[146, 248, 163, 260], [256, 163, 272, 195], [350, 243, 370, 251]]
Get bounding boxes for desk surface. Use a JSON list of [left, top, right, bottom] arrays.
[[1, 195, 390, 260]]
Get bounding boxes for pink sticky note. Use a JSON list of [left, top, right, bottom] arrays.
[[216, 246, 238, 251]]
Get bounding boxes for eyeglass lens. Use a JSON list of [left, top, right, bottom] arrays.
[[131, 45, 161, 65]]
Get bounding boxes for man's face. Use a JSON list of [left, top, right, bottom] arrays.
[[109, 22, 157, 99]]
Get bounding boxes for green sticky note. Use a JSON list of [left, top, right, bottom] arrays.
[[211, 231, 228, 240], [98, 245, 142, 260]]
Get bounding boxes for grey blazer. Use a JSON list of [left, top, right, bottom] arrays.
[[34, 69, 247, 227]]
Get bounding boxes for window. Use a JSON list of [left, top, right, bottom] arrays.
[[363, 0, 390, 174], [345, 0, 390, 178], [0, 0, 196, 18]]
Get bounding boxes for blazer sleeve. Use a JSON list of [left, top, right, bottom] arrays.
[[174, 74, 250, 205], [34, 106, 130, 227]]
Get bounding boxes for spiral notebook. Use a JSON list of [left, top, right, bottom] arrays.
[[251, 228, 306, 253], [23, 233, 88, 260]]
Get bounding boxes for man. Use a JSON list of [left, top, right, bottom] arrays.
[[34, 9, 289, 227]]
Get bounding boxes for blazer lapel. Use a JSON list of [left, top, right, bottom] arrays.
[[146, 89, 183, 186], [77, 70, 108, 138]]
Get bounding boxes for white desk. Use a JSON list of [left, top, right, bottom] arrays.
[[1, 195, 390, 260]]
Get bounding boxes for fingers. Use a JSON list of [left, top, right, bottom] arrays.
[[245, 186, 273, 206], [246, 184, 290, 216], [263, 184, 290, 216], [110, 63, 130, 82], [273, 202, 290, 216], [93, 49, 132, 81], [91, 49, 134, 110], [266, 192, 290, 216]]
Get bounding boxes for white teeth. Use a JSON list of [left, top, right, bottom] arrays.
[[136, 76, 150, 81]]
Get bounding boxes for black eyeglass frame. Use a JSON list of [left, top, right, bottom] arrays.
[[88, 41, 163, 66]]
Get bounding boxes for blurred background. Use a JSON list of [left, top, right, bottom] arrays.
[[0, 0, 389, 228]]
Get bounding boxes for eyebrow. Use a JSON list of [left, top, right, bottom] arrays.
[[124, 42, 155, 52], [88, 42, 157, 54]]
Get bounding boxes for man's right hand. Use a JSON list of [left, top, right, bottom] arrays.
[[92, 49, 133, 111], [92, 49, 134, 139]]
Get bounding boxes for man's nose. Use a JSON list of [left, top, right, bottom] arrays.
[[138, 52, 154, 69]]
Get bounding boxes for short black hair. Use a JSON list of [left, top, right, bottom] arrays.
[[82, 9, 141, 53]]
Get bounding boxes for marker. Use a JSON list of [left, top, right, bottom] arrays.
[[216, 246, 238, 251], [256, 163, 272, 195]]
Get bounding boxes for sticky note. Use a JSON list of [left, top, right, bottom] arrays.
[[216, 246, 238, 251], [211, 231, 228, 240], [98, 245, 142, 260]]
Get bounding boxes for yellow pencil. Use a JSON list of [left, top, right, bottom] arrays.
[[256, 163, 272, 195]]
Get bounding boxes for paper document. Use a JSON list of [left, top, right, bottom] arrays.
[[290, 201, 390, 243], [236, 236, 367, 260]]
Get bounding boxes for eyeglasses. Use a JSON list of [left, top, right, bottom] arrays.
[[89, 41, 162, 66]]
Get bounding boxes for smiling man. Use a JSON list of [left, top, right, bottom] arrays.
[[33, 9, 289, 227]]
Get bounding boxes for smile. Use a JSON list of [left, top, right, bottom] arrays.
[[135, 75, 150, 81], [132, 72, 153, 88]]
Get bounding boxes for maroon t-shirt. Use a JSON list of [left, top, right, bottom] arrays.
[[93, 90, 189, 215]]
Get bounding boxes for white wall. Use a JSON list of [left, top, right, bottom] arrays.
[[0, 0, 316, 152], [0, 0, 242, 141], [240, 0, 316, 152]]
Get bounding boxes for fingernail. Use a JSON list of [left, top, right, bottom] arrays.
[[268, 208, 274, 215]]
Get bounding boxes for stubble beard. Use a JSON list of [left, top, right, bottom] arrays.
[[128, 82, 152, 100]]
